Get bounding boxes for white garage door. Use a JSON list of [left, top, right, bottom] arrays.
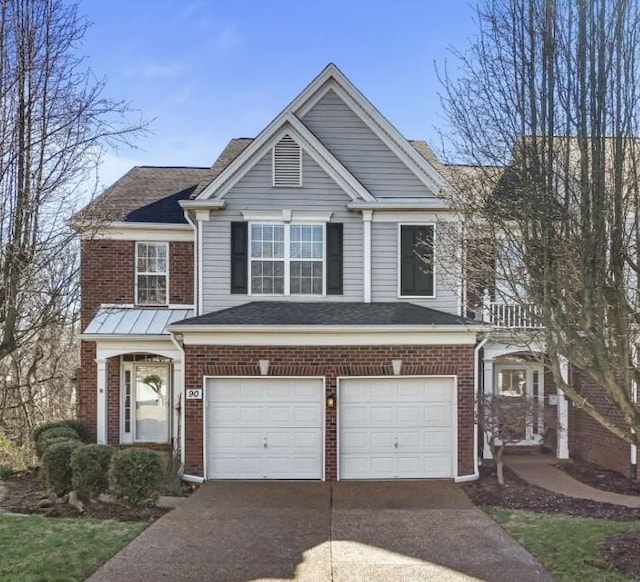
[[339, 377, 456, 479], [206, 378, 323, 479]]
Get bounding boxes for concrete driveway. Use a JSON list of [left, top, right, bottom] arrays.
[[88, 481, 552, 582]]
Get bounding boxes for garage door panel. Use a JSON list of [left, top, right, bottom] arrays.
[[339, 377, 455, 480], [206, 378, 323, 480]]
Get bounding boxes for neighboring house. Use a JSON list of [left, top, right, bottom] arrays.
[[74, 63, 633, 482]]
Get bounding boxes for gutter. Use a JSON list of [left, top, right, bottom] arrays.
[[167, 323, 483, 334], [347, 202, 449, 211]]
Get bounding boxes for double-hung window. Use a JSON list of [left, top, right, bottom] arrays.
[[250, 223, 324, 295], [136, 242, 168, 305]]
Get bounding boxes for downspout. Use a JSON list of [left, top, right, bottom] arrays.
[[169, 332, 186, 475], [183, 211, 199, 316], [455, 336, 488, 483]]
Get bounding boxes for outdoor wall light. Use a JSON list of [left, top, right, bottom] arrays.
[[259, 359, 270, 376], [326, 395, 336, 409], [392, 359, 403, 376]]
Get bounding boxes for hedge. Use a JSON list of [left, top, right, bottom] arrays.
[[41, 439, 83, 495], [109, 448, 163, 506], [71, 444, 114, 500]]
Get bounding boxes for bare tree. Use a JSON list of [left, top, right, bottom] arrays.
[[479, 394, 546, 485], [439, 0, 640, 455], [0, 0, 147, 444]]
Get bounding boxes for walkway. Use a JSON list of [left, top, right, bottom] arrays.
[[505, 455, 640, 508]]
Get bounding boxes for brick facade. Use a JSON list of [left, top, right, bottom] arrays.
[[568, 367, 631, 477], [78, 239, 194, 439], [183, 344, 476, 481]]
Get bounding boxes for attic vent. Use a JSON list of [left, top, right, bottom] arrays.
[[273, 134, 302, 187]]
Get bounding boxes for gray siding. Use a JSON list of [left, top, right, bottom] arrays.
[[370, 222, 459, 315], [302, 90, 435, 199], [202, 151, 363, 312]]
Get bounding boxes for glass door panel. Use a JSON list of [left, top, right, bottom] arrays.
[[134, 364, 169, 442]]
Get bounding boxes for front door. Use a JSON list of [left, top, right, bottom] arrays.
[[494, 364, 544, 445]]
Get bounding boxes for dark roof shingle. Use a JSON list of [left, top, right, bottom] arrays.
[[172, 301, 477, 327]]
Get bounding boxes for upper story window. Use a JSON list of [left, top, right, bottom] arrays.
[[136, 242, 168, 305], [249, 223, 324, 295], [399, 224, 435, 297], [273, 134, 302, 187]]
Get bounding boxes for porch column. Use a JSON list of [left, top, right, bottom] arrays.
[[96, 358, 107, 445], [482, 359, 494, 459], [556, 356, 570, 459], [172, 358, 184, 462]]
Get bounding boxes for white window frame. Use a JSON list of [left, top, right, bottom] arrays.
[[248, 222, 326, 297], [397, 223, 436, 299], [135, 241, 169, 306], [120, 358, 172, 444]]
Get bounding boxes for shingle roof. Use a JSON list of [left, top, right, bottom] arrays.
[[75, 138, 459, 224], [83, 307, 194, 335], [190, 138, 253, 198], [171, 302, 477, 327], [76, 166, 210, 223]]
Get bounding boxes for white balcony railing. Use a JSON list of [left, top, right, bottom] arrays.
[[479, 292, 543, 329]]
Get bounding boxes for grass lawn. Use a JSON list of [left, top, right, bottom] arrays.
[[487, 508, 640, 581], [0, 515, 146, 582]]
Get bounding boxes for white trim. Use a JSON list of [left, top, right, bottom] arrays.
[[397, 223, 436, 299], [370, 210, 457, 222], [201, 376, 326, 481], [291, 66, 450, 193], [196, 217, 204, 314], [120, 358, 172, 445], [272, 133, 303, 187], [363, 210, 372, 303], [248, 222, 326, 297], [557, 356, 570, 459], [169, 332, 187, 469], [196, 116, 374, 202], [454, 473, 479, 483], [135, 241, 169, 307], [82, 223, 194, 242], [183, 212, 199, 317], [336, 375, 459, 481], [241, 210, 333, 223], [96, 358, 107, 445], [94, 340, 182, 362]]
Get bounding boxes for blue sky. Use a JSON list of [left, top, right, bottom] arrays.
[[81, 0, 478, 189]]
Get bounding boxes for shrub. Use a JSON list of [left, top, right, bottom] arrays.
[[31, 420, 89, 444], [109, 448, 163, 506], [35, 427, 80, 457], [0, 465, 12, 480], [0, 432, 36, 471], [41, 439, 83, 495], [71, 444, 114, 500]]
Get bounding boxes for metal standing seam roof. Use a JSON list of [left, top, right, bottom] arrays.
[[83, 307, 194, 336]]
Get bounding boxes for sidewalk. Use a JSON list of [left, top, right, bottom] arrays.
[[505, 455, 640, 508]]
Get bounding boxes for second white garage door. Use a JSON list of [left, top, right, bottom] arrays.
[[206, 378, 323, 480], [339, 377, 456, 479]]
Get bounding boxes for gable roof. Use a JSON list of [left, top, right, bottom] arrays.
[[76, 166, 209, 223], [170, 301, 476, 327], [194, 64, 450, 201], [194, 111, 376, 202]]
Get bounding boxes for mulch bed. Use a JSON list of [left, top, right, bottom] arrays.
[[600, 531, 640, 580], [1, 469, 168, 522], [558, 459, 640, 496], [463, 464, 640, 521]]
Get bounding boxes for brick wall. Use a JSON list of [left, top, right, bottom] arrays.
[[183, 344, 476, 481], [78, 239, 194, 439], [569, 367, 630, 477]]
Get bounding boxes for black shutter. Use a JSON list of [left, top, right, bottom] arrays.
[[400, 225, 434, 296], [230, 222, 248, 294], [326, 223, 343, 295]]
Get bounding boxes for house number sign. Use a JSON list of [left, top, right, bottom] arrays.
[[186, 389, 203, 400]]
